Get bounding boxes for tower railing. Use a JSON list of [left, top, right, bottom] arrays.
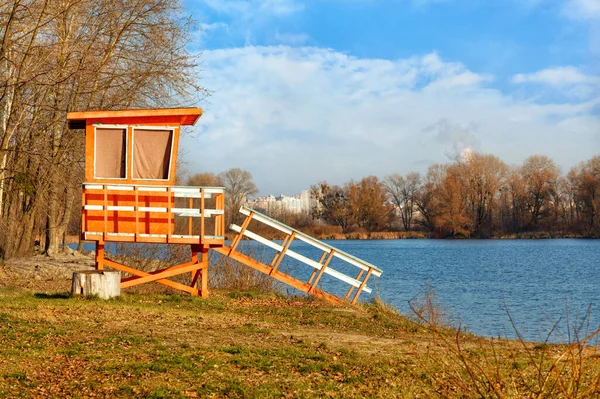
[[81, 183, 225, 246]]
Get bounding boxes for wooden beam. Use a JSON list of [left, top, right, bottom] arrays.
[[120, 261, 201, 288], [228, 212, 253, 255], [345, 270, 364, 301], [270, 232, 295, 274], [200, 247, 209, 298], [67, 108, 203, 126], [102, 258, 199, 295], [95, 243, 104, 271], [200, 189, 205, 241], [308, 250, 335, 294], [308, 251, 328, 285], [351, 268, 373, 305]]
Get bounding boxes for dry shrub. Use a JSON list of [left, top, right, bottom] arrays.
[[412, 288, 600, 398], [299, 224, 343, 239], [409, 281, 452, 329], [106, 243, 194, 294], [208, 250, 280, 293], [110, 243, 190, 270]]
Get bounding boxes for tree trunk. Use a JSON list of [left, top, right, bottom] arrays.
[[71, 270, 121, 299]]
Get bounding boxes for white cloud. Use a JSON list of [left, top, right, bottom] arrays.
[[512, 66, 600, 99], [563, 0, 600, 20], [512, 66, 597, 85], [183, 46, 600, 195]]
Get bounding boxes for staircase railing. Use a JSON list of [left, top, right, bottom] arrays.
[[214, 206, 383, 304]]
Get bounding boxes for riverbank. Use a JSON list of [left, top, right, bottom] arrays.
[[1, 255, 598, 397], [64, 230, 597, 245]]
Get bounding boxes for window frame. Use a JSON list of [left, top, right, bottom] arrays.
[[131, 125, 175, 182], [93, 124, 129, 180]]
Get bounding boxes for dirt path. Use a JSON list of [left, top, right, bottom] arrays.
[[0, 250, 95, 291]]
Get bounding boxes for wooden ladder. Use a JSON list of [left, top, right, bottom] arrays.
[[213, 206, 383, 305]]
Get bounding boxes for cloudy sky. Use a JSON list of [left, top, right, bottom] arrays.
[[180, 0, 600, 196]]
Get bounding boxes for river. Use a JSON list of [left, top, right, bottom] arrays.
[[277, 238, 600, 342]]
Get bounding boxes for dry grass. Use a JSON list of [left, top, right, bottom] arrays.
[[408, 284, 600, 398], [1, 259, 599, 398]]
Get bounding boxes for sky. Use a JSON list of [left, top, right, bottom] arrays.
[[179, 0, 600, 196]]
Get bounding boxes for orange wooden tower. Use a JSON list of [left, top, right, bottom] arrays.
[[68, 108, 382, 304], [67, 108, 224, 297]]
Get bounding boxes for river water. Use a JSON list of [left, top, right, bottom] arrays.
[[277, 238, 600, 342]]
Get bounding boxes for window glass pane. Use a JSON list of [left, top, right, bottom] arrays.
[[133, 129, 173, 180], [95, 128, 126, 178]]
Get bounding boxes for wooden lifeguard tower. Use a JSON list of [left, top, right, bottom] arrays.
[[68, 108, 382, 304], [68, 108, 223, 297]]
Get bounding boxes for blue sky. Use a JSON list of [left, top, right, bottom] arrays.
[[180, 0, 600, 195]]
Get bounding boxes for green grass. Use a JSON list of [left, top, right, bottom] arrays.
[[0, 286, 598, 398]]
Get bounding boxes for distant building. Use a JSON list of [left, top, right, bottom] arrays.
[[248, 190, 312, 215]]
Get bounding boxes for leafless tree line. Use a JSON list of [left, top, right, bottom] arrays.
[[312, 153, 600, 238], [186, 169, 259, 228], [0, 0, 203, 259]]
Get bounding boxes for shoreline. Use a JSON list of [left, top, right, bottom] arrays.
[[64, 232, 598, 245]]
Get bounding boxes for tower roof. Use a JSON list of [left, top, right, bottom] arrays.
[[67, 108, 202, 129]]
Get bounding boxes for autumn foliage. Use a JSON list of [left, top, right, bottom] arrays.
[[311, 153, 600, 238]]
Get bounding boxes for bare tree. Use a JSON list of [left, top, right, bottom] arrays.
[[384, 172, 421, 231], [0, 0, 205, 259], [218, 168, 258, 226], [461, 153, 508, 236], [345, 176, 393, 232], [187, 172, 220, 187], [569, 155, 600, 233], [500, 169, 527, 233], [310, 182, 354, 233], [520, 155, 560, 229]]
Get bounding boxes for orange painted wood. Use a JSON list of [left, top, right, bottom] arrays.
[[188, 197, 193, 237], [271, 232, 295, 274], [81, 186, 86, 241], [200, 189, 205, 242], [270, 234, 290, 267], [102, 258, 199, 295], [84, 124, 95, 183], [200, 248, 209, 298], [103, 186, 108, 237], [308, 250, 335, 294], [120, 262, 203, 288], [190, 249, 201, 287], [95, 243, 105, 271], [228, 211, 253, 255], [67, 108, 202, 126], [308, 251, 328, 285], [351, 268, 373, 305], [83, 188, 206, 242], [120, 260, 198, 284], [345, 270, 364, 300], [135, 188, 139, 237]]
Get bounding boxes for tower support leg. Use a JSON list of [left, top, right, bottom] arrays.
[[191, 244, 209, 298], [95, 242, 105, 271]]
